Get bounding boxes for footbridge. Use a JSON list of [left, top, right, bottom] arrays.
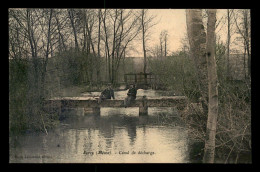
[[45, 96, 188, 116]]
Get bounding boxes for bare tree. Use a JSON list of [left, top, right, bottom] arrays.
[[159, 30, 169, 58], [186, 9, 219, 163], [9, 10, 29, 60], [159, 31, 163, 58], [101, 9, 142, 84], [150, 44, 161, 58], [226, 9, 232, 80], [203, 9, 218, 163], [101, 9, 111, 82], [140, 9, 157, 75], [67, 9, 79, 51], [9, 8, 58, 134], [233, 9, 251, 79], [163, 30, 169, 57], [53, 10, 68, 52], [180, 31, 190, 53], [96, 9, 102, 83]]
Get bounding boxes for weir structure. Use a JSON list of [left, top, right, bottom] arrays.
[[45, 96, 188, 116], [124, 72, 166, 90]]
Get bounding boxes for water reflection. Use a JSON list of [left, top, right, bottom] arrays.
[[125, 117, 137, 146], [10, 113, 191, 163], [10, 89, 191, 163]]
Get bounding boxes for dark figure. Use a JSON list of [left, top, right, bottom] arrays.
[[98, 83, 115, 104], [124, 84, 137, 108]]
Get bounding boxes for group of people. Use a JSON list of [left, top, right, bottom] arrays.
[[98, 83, 137, 108]]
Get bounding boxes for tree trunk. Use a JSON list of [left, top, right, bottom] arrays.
[[26, 9, 40, 98], [55, 13, 67, 52], [164, 37, 167, 57], [203, 9, 218, 163], [102, 9, 111, 82], [186, 9, 208, 114], [41, 9, 53, 99], [141, 10, 147, 83], [243, 41, 247, 79], [111, 10, 118, 85], [160, 40, 163, 59], [244, 10, 251, 78], [68, 9, 79, 51], [226, 9, 231, 80], [82, 10, 87, 52], [96, 9, 102, 84]]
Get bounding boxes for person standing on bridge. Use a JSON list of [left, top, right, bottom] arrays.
[[124, 83, 137, 108], [98, 83, 115, 104]]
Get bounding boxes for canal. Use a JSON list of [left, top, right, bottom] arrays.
[[9, 89, 200, 163]]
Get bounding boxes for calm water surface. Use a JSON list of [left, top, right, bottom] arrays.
[[10, 89, 195, 163]]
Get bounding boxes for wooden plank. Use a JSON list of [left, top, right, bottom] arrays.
[[47, 96, 187, 108]]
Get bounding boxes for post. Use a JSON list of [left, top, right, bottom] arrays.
[[139, 96, 148, 116], [144, 73, 147, 85], [93, 107, 101, 116], [176, 103, 187, 118], [124, 74, 127, 83], [76, 108, 85, 116]]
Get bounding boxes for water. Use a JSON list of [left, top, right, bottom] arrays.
[[9, 89, 193, 163]]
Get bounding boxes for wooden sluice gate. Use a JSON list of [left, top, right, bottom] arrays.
[[124, 73, 165, 90], [45, 96, 188, 116]]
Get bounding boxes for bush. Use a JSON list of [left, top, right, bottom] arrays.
[[9, 58, 60, 135], [148, 50, 251, 163], [148, 52, 200, 100], [9, 59, 30, 135]]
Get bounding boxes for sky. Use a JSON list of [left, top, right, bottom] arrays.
[[147, 9, 187, 53], [128, 9, 187, 57], [127, 9, 229, 57]]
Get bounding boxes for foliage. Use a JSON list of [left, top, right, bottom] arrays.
[[9, 59, 29, 135], [148, 46, 251, 162], [148, 51, 200, 100], [214, 51, 251, 162], [54, 49, 91, 86], [9, 59, 60, 136]]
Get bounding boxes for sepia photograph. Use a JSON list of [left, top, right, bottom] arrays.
[[9, 8, 251, 163]]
